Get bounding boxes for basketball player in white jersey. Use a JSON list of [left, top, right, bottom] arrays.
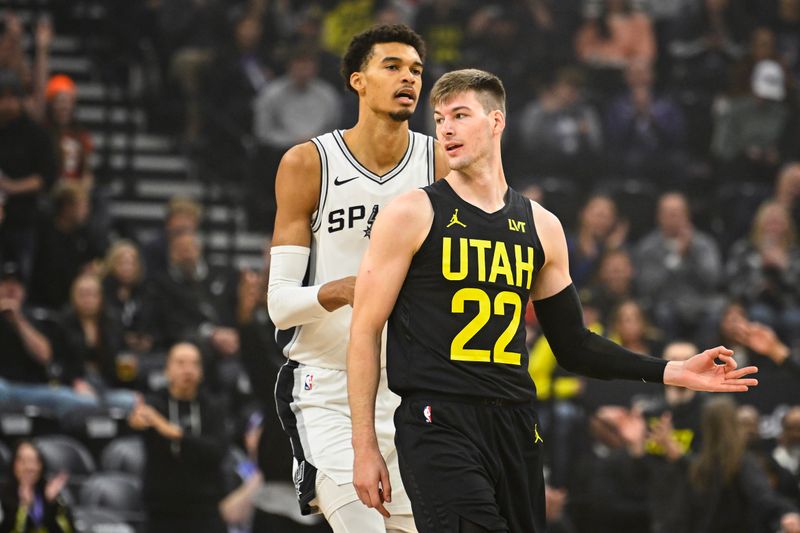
[[267, 24, 448, 532]]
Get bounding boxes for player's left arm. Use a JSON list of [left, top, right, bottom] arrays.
[[530, 201, 758, 392], [348, 188, 432, 517], [432, 140, 450, 180]]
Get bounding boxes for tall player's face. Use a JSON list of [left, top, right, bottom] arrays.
[[434, 91, 497, 171], [357, 42, 423, 121]]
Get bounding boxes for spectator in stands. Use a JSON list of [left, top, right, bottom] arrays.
[[0, 440, 73, 533], [773, 407, 800, 480], [663, 396, 800, 533], [604, 59, 687, 183], [736, 319, 800, 380], [567, 405, 652, 533], [712, 59, 792, 182], [725, 201, 800, 343], [43, 74, 94, 190], [0, 261, 95, 415], [586, 248, 636, 326], [61, 273, 137, 409], [568, 194, 628, 288], [148, 231, 239, 394], [606, 299, 663, 356], [252, 47, 340, 230], [0, 69, 56, 278], [730, 27, 787, 97], [516, 67, 604, 184], [0, 13, 32, 94], [634, 191, 723, 342], [253, 47, 341, 152], [28, 182, 107, 311], [236, 267, 278, 410], [574, 0, 656, 96], [128, 341, 228, 533], [142, 196, 202, 279], [200, 11, 272, 175], [102, 240, 155, 355]]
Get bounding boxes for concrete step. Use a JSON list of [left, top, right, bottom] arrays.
[[91, 132, 174, 154], [76, 105, 145, 127]]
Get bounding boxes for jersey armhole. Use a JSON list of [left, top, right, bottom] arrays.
[[310, 137, 328, 233], [426, 135, 435, 185], [413, 189, 438, 258]]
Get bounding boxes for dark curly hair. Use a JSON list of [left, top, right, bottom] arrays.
[[340, 24, 426, 94]]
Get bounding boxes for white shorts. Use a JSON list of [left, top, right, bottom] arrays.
[[275, 360, 412, 517]]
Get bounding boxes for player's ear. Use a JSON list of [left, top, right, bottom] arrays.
[[350, 71, 365, 95], [491, 110, 505, 135]]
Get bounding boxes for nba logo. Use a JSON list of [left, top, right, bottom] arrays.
[[304, 374, 314, 391], [423, 405, 432, 423]]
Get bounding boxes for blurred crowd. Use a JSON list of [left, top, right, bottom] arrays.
[[1, 0, 800, 532]]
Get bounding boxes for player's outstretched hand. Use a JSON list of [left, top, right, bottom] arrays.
[[663, 346, 758, 393], [353, 446, 392, 518]]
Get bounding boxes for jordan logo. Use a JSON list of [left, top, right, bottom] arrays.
[[534, 424, 544, 444], [446, 208, 467, 228]]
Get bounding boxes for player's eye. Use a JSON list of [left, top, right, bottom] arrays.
[[434, 117, 444, 125]]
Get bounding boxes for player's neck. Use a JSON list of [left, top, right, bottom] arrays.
[[343, 113, 410, 174], [447, 155, 508, 213]]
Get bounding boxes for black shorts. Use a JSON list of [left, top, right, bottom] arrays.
[[394, 395, 546, 533]]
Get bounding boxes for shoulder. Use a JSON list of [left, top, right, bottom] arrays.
[[384, 188, 432, 221], [530, 200, 564, 236], [278, 141, 322, 178]]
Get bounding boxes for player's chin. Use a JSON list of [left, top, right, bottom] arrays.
[[388, 107, 414, 122]]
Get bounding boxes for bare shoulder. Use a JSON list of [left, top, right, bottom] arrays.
[[272, 141, 323, 246], [530, 200, 567, 262], [530, 200, 564, 235], [432, 139, 450, 180], [382, 188, 432, 223], [278, 141, 320, 180]]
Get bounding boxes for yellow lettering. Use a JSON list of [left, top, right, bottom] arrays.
[[489, 242, 514, 285], [469, 239, 491, 282], [442, 237, 468, 281], [515, 245, 535, 289]]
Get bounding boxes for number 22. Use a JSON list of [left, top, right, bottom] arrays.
[[450, 288, 522, 365]]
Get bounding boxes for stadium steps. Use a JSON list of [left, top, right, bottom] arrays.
[[0, 0, 269, 270]]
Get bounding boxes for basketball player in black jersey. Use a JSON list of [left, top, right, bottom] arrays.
[[347, 69, 760, 532]]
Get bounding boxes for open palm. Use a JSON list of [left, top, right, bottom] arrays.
[[666, 346, 758, 392]]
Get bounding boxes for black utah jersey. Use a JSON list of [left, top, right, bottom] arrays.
[[387, 179, 546, 403]]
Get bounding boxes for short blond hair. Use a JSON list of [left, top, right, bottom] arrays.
[[430, 69, 506, 115], [167, 196, 203, 222]]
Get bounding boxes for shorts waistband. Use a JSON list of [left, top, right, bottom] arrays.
[[403, 392, 534, 408]]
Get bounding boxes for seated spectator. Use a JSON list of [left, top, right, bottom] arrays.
[[712, 59, 792, 182], [103, 240, 155, 355], [604, 59, 687, 183], [663, 397, 800, 533], [634, 191, 723, 342], [0, 261, 95, 415], [28, 182, 107, 310], [61, 273, 137, 409], [128, 342, 228, 533], [142, 196, 202, 279], [586, 248, 637, 325], [773, 406, 800, 480], [0, 440, 73, 533], [726, 201, 800, 343], [148, 231, 240, 393], [0, 69, 57, 278], [606, 299, 663, 356], [567, 194, 628, 289], [516, 67, 604, 184]]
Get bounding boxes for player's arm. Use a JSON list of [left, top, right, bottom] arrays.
[[348, 189, 432, 517], [432, 140, 450, 180], [268, 142, 355, 330], [530, 202, 758, 392]]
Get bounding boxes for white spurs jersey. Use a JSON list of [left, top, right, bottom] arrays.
[[277, 129, 436, 369]]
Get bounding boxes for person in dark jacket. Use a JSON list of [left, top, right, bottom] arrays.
[[128, 341, 228, 533]]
